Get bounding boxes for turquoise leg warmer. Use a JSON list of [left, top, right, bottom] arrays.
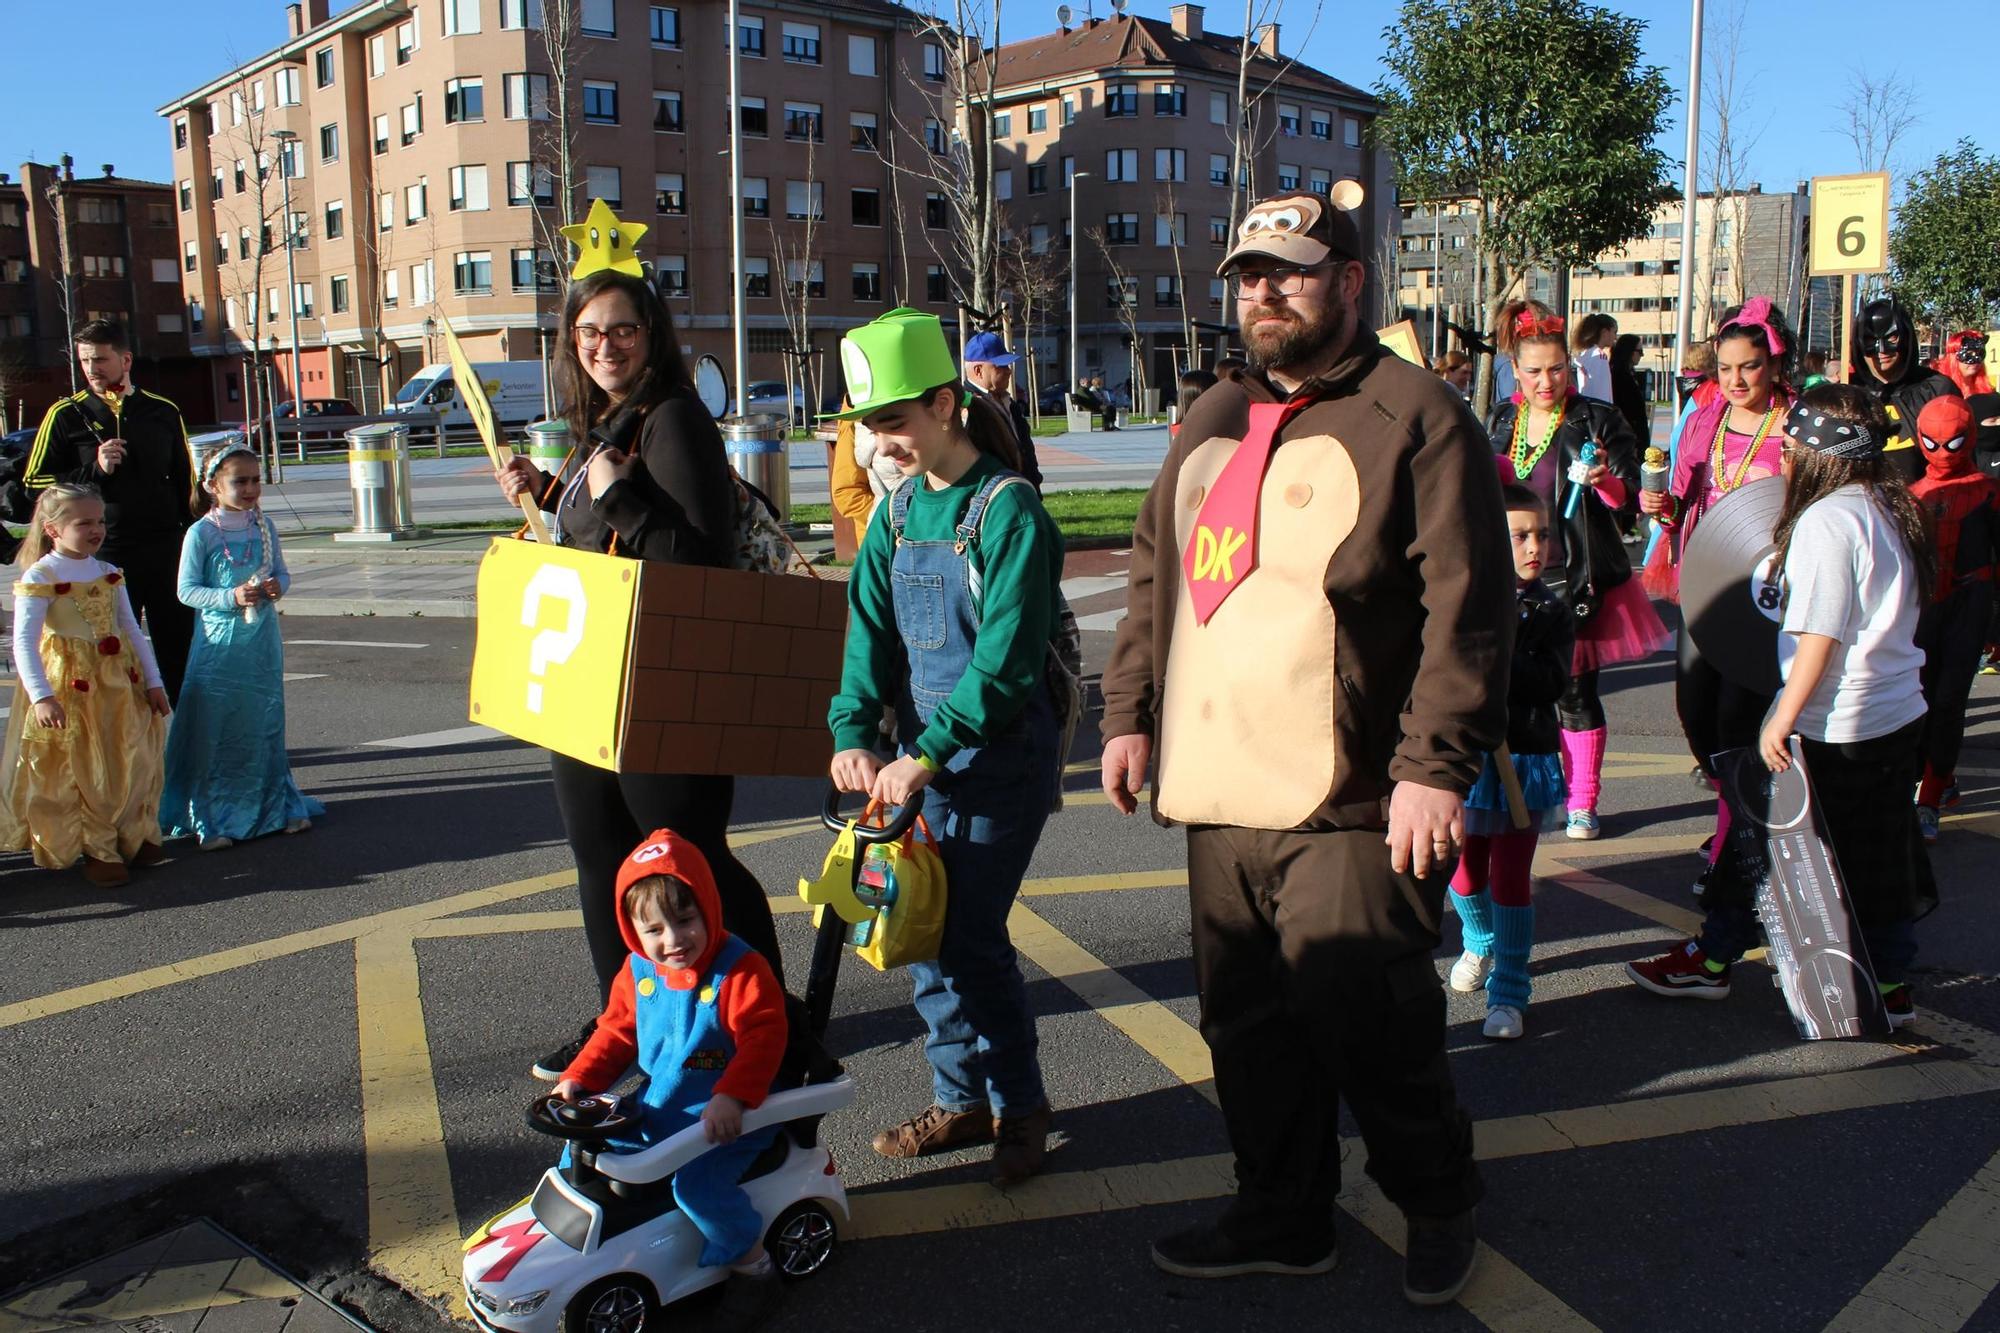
[[1454, 888, 1494, 959], [1487, 903, 1535, 1012]]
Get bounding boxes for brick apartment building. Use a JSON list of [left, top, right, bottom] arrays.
[[0, 158, 213, 430], [159, 0, 954, 418], [974, 4, 1391, 402]]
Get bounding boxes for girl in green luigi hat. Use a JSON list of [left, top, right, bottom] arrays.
[[824, 308, 1067, 1187]]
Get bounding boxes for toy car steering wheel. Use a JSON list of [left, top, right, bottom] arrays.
[[525, 1093, 645, 1141]]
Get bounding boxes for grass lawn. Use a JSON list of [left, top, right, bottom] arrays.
[[789, 486, 1144, 543]]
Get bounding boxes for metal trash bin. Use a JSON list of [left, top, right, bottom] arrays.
[[334, 421, 427, 543], [189, 428, 250, 474], [722, 411, 790, 523]]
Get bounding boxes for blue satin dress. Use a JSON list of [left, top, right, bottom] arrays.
[[159, 511, 325, 842]]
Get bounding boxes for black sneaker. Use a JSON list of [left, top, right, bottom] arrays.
[[1404, 1209, 1477, 1306], [1150, 1218, 1337, 1279], [531, 1020, 598, 1082]]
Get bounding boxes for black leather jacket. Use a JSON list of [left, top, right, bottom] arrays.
[[1487, 395, 1641, 617], [1507, 578, 1574, 754]]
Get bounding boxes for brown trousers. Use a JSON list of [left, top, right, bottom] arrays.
[[1187, 824, 1483, 1227]]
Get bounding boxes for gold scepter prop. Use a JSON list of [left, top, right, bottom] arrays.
[[1493, 745, 1532, 831], [437, 312, 551, 545]]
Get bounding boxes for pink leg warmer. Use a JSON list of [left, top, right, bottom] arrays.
[[1561, 726, 1608, 813]]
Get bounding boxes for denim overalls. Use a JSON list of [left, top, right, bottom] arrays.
[[887, 470, 1060, 1118]]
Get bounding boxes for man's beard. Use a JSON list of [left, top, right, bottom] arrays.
[[1243, 302, 1346, 375]]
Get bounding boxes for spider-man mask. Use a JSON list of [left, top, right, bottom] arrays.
[[1917, 396, 1976, 480]]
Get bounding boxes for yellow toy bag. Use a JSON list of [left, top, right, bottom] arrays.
[[798, 802, 948, 971]]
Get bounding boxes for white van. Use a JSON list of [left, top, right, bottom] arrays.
[[392, 362, 547, 431]]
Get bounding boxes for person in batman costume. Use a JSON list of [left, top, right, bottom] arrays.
[[1848, 296, 1960, 484]]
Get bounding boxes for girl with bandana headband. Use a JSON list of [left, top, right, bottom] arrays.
[[157, 438, 323, 850], [1627, 384, 1938, 1028]]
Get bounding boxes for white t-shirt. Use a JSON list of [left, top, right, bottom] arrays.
[[1778, 485, 1927, 743], [1574, 347, 1614, 403]]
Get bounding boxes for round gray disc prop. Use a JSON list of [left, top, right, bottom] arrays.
[[1678, 474, 1788, 696], [694, 354, 729, 420]]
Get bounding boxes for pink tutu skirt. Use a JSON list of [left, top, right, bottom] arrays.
[[1574, 577, 1670, 672]]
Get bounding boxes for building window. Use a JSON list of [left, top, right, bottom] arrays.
[[1209, 153, 1229, 186], [1105, 149, 1137, 181], [1154, 83, 1186, 116], [1210, 91, 1228, 125], [275, 69, 299, 106], [1310, 109, 1331, 141], [188, 299, 204, 332], [382, 270, 398, 307], [582, 0, 614, 36], [737, 15, 763, 55], [1106, 275, 1137, 307], [660, 255, 688, 297], [654, 91, 683, 132], [926, 265, 948, 303], [369, 33, 387, 75], [288, 210, 309, 247], [586, 165, 622, 209], [73, 198, 121, 226], [1278, 102, 1300, 136], [993, 110, 1012, 137], [924, 118, 945, 154], [292, 282, 315, 318], [1156, 212, 1186, 246], [453, 251, 493, 294], [923, 43, 945, 81], [504, 73, 550, 120], [174, 117, 188, 148], [1210, 277, 1226, 307], [1309, 169, 1331, 198], [1027, 164, 1047, 195], [850, 111, 878, 152], [511, 247, 558, 291], [783, 102, 822, 142], [330, 274, 350, 314], [446, 76, 485, 123], [1029, 223, 1050, 254], [183, 240, 197, 273], [1208, 215, 1227, 245], [148, 202, 172, 227], [785, 260, 825, 299], [650, 6, 678, 46], [374, 114, 390, 154], [851, 188, 880, 227], [583, 81, 618, 125], [405, 179, 428, 222], [1155, 275, 1181, 307], [1062, 154, 1074, 188], [81, 255, 128, 279], [740, 97, 767, 136], [1277, 163, 1300, 191], [995, 169, 1013, 202], [501, 0, 542, 29], [325, 200, 345, 238], [852, 263, 881, 303], [740, 177, 769, 218], [266, 287, 279, 322], [241, 226, 254, 256], [781, 21, 820, 63], [211, 169, 225, 200], [401, 98, 423, 145], [656, 173, 685, 214], [848, 33, 876, 75], [443, 0, 481, 35], [411, 260, 435, 306], [214, 234, 229, 264], [925, 192, 947, 229], [1155, 148, 1185, 182], [1105, 83, 1137, 116], [449, 164, 489, 211], [1344, 116, 1361, 148], [1062, 95, 1076, 125], [743, 257, 770, 297], [508, 160, 555, 205], [395, 19, 416, 63], [1104, 212, 1138, 245], [1029, 104, 1047, 134], [319, 124, 340, 161], [784, 180, 824, 221], [178, 178, 192, 211]]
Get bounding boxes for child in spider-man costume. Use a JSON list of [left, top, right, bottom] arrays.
[[1911, 396, 1998, 841]]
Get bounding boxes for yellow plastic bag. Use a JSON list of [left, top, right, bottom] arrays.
[[856, 815, 947, 971]]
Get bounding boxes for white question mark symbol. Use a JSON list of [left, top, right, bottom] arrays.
[[521, 564, 588, 714]]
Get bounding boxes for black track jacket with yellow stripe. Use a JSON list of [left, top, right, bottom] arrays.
[[24, 388, 195, 552]]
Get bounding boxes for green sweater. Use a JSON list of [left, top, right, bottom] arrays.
[[828, 453, 1064, 765]]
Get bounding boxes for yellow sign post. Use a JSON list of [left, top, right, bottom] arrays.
[[1808, 172, 1892, 385], [437, 313, 551, 544]]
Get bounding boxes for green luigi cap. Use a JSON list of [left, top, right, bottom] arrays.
[[822, 307, 958, 421]]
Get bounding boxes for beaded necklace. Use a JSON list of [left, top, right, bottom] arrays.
[[1708, 402, 1780, 494], [1512, 401, 1565, 480]]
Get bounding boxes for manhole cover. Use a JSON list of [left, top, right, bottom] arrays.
[[0, 1219, 366, 1333]]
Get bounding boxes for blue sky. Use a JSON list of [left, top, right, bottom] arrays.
[[1, 0, 1985, 195]]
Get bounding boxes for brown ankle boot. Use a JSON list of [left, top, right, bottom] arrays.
[[130, 842, 168, 867], [992, 1105, 1052, 1187], [80, 857, 130, 887], [871, 1104, 995, 1159]]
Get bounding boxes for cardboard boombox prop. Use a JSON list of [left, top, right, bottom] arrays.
[[469, 537, 848, 776]]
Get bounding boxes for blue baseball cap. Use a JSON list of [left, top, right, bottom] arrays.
[[963, 331, 1019, 366]]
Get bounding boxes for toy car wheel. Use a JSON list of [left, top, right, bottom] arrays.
[[766, 1201, 838, 1278], [563, 1275, 658, 1333]]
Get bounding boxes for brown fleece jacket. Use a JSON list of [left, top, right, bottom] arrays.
[[1099, 329, 1514, 831]]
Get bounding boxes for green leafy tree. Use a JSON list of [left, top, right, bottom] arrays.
[[1889, 140, 2000, 332], [1374, 0, 1676, 413]]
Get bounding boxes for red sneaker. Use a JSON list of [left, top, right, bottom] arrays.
[[1625, 941, 1732, 999]]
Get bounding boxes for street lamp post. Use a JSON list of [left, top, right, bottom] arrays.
[[1068, 170, 1090, 396], [271, 130, 305, 464], [1672, 0, 1705, 372]]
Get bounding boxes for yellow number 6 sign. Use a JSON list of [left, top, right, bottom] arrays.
[[1809, 172, 1890, 276]]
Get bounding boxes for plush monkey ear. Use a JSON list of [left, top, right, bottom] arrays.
[[1329, 179, 1365, 212]]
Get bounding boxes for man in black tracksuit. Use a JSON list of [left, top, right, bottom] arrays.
[[24, 320, 196, 701]]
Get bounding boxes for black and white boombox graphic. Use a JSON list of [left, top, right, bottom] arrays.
[[1714, 741, 1893, 1041]]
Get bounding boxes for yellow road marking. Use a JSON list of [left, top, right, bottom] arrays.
[[1823, 1142, 2000, 1333], [1537, 855, 1703, 934]]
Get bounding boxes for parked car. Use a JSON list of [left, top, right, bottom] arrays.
[[1038, 383, 1073, 414], [745, 380, 809, 427], [1, 427, 35, 461], [275, 397, 360, 419]]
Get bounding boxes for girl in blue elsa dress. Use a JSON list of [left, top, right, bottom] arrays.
[[159, 438, 324, 849]]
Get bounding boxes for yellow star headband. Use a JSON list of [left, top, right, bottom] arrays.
[[560, 198, 648, 280]]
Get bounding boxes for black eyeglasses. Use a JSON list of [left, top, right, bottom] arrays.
[[1229, 263, 1337, 298], [573, 322, 643, 350]]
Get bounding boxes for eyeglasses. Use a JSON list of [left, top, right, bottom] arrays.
[[573, 322, 643, 350], [1230, 263, 1335, 298]]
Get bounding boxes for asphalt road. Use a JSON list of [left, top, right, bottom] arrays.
[[3, 590, 1998, 1333]]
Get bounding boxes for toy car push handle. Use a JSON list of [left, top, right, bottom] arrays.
[[592, 1077, 860, 1185], [820, 786, 924, 843]]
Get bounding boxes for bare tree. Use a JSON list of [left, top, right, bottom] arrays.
[[43, 176, 78, 392], [207, 71, 290, 434], [1089, 226, 1147, 413], [1156, 181, 1199, 369], [1223, 0, 1327, 243], [1699, 0, 1761, 335], [999, 229, 1064, 418], [1839, 69, 1918, 178], [770, 138, 824, 428]]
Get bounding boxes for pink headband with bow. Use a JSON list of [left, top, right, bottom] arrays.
[[1719, 296, 1786, 358]]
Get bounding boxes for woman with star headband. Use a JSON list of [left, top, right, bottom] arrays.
[[1487, 298, 1667, 842], [494, 201, 786, 1083]]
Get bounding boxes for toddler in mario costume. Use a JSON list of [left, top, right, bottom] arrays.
[[555, 830, 788, 1294]]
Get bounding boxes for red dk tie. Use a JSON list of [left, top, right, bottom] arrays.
[[1184, 400, 1311, 625]]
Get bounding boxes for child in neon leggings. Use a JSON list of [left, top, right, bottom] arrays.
[[1448, 485, 1573, 1040]]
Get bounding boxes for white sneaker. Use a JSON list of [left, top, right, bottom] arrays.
[[1482, 1005, 1525, 1040], [1448, 951, 1493, 993], [285, 817, 313, 834], [199, 836, 234, 852]]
